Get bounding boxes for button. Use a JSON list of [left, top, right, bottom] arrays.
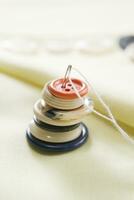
[[119, 35, 134, 50], [45, 39, 73, 54], [75, 36, 115, 54], [48, 78, 89, 99]]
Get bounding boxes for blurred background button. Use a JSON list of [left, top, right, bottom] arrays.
[[119, 35, 134, 50], [75, 36, 115, 55]]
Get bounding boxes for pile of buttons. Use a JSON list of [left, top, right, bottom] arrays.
[[26, 73, 93, 152]]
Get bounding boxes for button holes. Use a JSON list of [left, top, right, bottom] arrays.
[[65, 88, 70, 92], [67, 83, 72, 86], [61, 85, 65, 88]]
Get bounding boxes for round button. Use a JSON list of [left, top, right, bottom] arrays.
[[48, 78, 89, 99]]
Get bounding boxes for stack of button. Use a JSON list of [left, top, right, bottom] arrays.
[[26, 76, 93, 152]]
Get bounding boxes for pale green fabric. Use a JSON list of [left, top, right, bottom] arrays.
[[0, 42, 134, 200], [0, 74, 134, 200]]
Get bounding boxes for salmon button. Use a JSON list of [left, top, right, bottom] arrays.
[[48, 78, 89, 99]]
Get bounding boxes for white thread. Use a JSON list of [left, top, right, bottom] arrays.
[[68, 66, 134, 145]]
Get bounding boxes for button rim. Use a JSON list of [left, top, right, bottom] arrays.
[[48, 78, 89, 99]]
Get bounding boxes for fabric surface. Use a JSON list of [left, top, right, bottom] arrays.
[[0, 74, 134, 200], [0, 37, 134, 200]]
